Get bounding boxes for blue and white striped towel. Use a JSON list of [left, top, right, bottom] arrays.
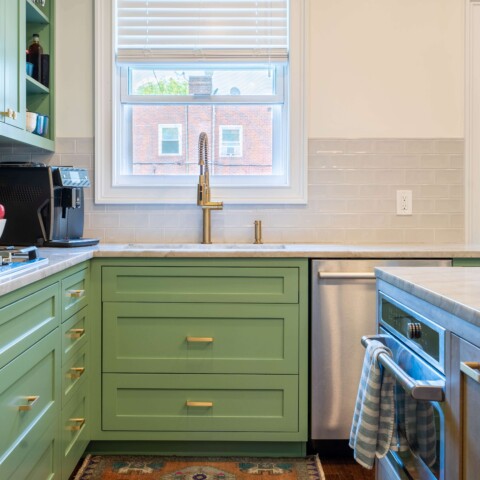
[[349, 340, 396, 469]]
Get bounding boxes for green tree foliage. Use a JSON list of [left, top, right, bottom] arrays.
[[137, 77, 188, 95]]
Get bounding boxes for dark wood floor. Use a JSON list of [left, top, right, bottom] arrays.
[[321, 457, 375, 480]]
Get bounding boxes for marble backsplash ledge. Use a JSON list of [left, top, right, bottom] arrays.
[[0, 137, 465, 245]]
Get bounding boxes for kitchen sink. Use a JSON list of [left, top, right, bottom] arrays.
[[125, 243, 287, 250]]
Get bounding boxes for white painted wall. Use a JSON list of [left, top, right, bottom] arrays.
[[55, 0, 464, 139]]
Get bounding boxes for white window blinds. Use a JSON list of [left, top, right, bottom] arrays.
[[115, 0, 289, 63]]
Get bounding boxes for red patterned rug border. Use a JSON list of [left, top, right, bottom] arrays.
[[73, 454, 325, 480]]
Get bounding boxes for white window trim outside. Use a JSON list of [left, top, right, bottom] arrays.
[[158, 124, 182, 156], [219, 125, 243, 158], [94, 0, 308, 205]]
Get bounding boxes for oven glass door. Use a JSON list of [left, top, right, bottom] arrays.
[[379, 328, 445, 480]]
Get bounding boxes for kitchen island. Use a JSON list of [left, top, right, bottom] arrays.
[[375, 266, 480, 480]]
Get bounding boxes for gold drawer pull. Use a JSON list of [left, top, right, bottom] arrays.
[[68, 328, 85, 339], [186, 401, 213, 408], [66, 289, 85, 298], [18, 395, 40, 411], [186, 337, 214, 343], [67, 418, 85, 431], [461, 362, 480, 383], [68, 367, 86, 379]]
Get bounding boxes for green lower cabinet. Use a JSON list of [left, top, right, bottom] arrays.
[[10, 422, 57, 480], [453, 258, 480, 267], [91, 258, 308, 452], [0, 329, 60, 479], [103, 373, 298, 434]]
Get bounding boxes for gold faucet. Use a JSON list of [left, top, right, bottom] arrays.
[[197, 132, 223, 244]]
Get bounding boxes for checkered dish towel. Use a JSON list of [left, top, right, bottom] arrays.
[[349, 339, 396, 469]]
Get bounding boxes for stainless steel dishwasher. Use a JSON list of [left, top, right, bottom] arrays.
[[310, 258, 452, 441]]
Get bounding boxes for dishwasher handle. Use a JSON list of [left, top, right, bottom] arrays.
[[318, 271, 376, 279], [361, 335, 445, 402]]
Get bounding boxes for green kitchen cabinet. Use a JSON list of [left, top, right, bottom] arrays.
[[90, 258, 308, 454], [0, 0, 24, 132], [0, 328, 60, 480], [58, 264, 90, 480], [0, 262, 90, 480], [0, 0, 55, 150], [453, 259, 480, 267]]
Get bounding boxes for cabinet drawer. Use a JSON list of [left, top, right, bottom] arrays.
[[103, 303, 299, 374], [61, 344, 88, 406], [0, 330, 59, 478], [0, 283, 59, 369], [102, 266, 299, 303], [61, 387, 89, 478], [61, 307, 88, 364], [62, 267, 89, 320], [103, 373, 298, 433], [3, 418, 57, 480]]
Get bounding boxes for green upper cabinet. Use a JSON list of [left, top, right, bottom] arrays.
[[0, 0, 54, 151], [0, 0, 24, 131]]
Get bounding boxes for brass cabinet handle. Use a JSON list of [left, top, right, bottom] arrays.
[[67, 418, 86, 431], [1, 108, 17, 119], [66, 289, 85, 298], [67, 328, 85, 339], [67, 367, 85, 379], [186, 401, 213, 408], [460, 362, 480, 383], [18, 395, 40, 411], [186, 337, 214, 343]]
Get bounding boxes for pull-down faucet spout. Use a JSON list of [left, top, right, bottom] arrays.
[[197, 132, 223, 244]]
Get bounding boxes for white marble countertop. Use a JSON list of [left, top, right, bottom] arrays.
[[3, 242, 480, 297], [376, 266, 480, 328], [93, 242, 480, 258]]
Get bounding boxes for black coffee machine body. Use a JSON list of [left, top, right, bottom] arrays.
[[0, 163, 99, 247]]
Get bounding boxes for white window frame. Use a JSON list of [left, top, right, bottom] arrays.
[[94, 0, 308, 204], [158, 124, 182, 156], [219, 125, 243, 158]]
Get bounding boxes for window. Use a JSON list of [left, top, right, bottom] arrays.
[[95, 0, 307, 204], [220, 126, 243, 158], [158, 125, 182, 156]]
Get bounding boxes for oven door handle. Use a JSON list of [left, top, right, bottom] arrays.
[[361, 335, 445, 402]]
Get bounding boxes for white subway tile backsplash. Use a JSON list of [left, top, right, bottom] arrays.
[[0, 137, 464, 244]]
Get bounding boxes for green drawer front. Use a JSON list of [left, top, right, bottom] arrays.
[[0, 283, 59, 369], [4, 420, 56, 480], [102, 266, 299, 304], [0, 330, 59, 477], [62, 267, 89, 321], [103, 374, 298, 433], [61, 307, 88, 365], [61, 344, 88, 407], [103, 303, 299, 374], [62, 387, 89, 479]]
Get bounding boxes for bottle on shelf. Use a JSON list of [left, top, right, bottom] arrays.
[[27, 33, 43, 82]]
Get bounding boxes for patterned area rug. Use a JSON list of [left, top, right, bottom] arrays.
[[73, 455, 325, 480]]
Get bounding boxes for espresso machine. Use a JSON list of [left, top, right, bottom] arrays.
[[0, 163, 99, 247]]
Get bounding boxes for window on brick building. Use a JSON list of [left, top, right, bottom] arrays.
[[158, 125, 182, 156], [95, 1, 307, 204], [220, 126, 243, 158]]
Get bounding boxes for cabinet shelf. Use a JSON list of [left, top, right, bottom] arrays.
[[26, 75, 49, 94], [24, 131, 54, 150], [26, 0, 49, 24]]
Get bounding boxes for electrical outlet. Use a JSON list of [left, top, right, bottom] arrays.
[[396, 190, 412, 215]]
